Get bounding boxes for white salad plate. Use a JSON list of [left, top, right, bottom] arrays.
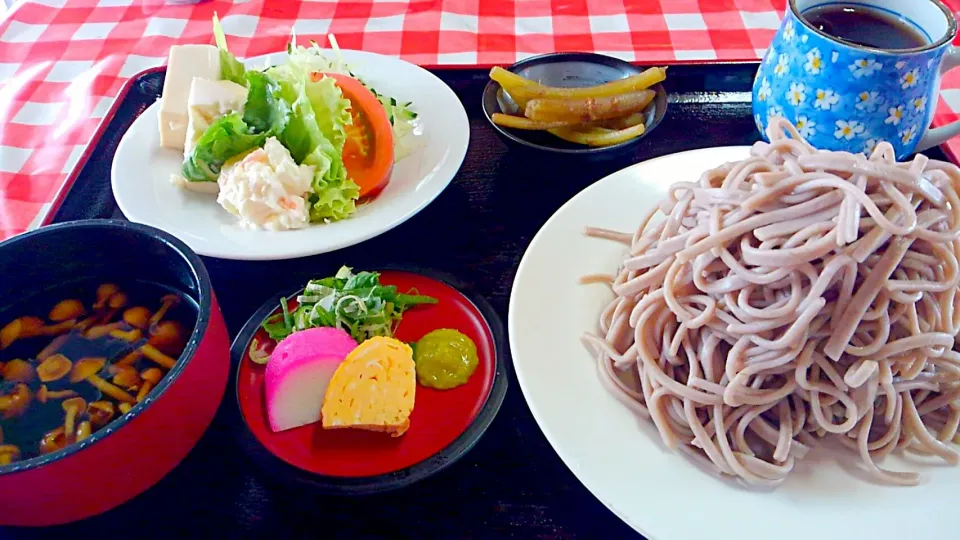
[[508, 146, 958, 540], [112, 50, 469, 260]]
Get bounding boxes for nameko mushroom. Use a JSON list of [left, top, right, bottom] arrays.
[[86, 401, 115, 428], [0, 384, 32, 419], [70, 358, 136, 404], [2, 359, 36, 384], [122, 306, 152, 330], [137, 368, 163, 402], [49, 299, 86, 322], [0, 444, 20, 465], [92, 283, 120, 310], [140, 344, 177, 369], [40, 427, 66, 454], [148, 320, 187, 355], [109, 328, 142, 343], [0, 317, 42, 349], [36, 385, 78, 404], [104, 291, 129, 315], [85, 321, 126, 340], [62, 397, 86, 443], [150, 294, 181, 326], [76, 421, 92, 442], [110, 364, 141, 390], [37, 353, 71, 383], [0, 316, 78, 349], [115, 350, 142, 367]]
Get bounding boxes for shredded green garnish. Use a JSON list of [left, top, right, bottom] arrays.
[[287, 34, 420, 160], [262, 266, 437, 343]]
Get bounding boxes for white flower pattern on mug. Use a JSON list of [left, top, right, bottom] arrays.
[[795, 115, 816, 139], [763, 48, 776, 65], [767, 106, 785, 122], [786, 82, 806, 106], [835, 120, 865, 140], [885, 105, 905, 126], [774, 54, 790, 77], [783, 19, 795, 41], [758, 78, 771, 101], [753, 8, 940, 160], [854, 91, 881, 112], [813, 88, 839, 110], [849, 58, 882, 78], [900, 124, 918, 144], [804, 48, 823, 75], [901, 68, 920, 89]]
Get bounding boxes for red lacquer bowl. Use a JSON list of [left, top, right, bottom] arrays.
[[0, 220, 230, 526], [231, 268, 508, 494]]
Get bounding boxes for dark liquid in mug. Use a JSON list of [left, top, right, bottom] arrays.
[[803, 4, 929, 50]]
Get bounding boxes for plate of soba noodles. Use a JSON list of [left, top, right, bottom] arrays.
[[508, 119, 960, 540]]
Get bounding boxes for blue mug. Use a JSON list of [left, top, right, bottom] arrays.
[[753, 0, 960, 159]]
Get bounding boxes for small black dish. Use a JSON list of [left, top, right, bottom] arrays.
[[482, 52, 668, 156]]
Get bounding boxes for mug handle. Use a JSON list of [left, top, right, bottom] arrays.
[[916, 46, 960, 152]]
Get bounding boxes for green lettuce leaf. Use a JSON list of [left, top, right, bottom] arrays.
[[213, 13, 245, 84], [181, 113, 265, 183], [306, 75, 352, 150], [286, 35, 417, 157], [242, 71, 290, 135], [267, 65, 326, 164], [267, 64, 359, 222], [305, 140, 359, 222], [181, 72, 291, 183]]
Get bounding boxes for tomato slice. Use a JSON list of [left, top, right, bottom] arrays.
[[317, 72, 394, 199]]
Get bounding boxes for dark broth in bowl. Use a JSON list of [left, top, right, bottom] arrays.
[[802, 4, 928, 50], [0, 280, 197, 464]]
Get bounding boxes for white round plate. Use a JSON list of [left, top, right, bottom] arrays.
[[509, 147, 958, 540], [112, 51, 469, 260]]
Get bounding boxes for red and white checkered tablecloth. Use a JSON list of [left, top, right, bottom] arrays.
[[2, 0, 960, 240]]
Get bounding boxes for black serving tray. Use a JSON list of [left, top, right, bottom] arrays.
[[19, 62, 951, 539]]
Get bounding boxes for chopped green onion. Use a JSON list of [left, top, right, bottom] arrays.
[[280, 296, 293, 332]]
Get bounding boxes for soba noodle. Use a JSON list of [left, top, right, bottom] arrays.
[[582, 118, 960, 486]]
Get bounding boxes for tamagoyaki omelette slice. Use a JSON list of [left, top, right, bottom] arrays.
[[321, 336, 416, 437]]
